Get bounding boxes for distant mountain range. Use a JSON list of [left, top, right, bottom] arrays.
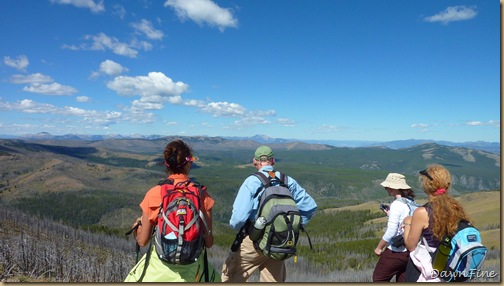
[[3, 132, 499, 154]]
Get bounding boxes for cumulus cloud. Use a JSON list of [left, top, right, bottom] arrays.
[[107, 72, 189, 112], [63, 33, 140, 58], [23, 83, 78, 96], [164, 0, 238, 31], [3, 55, 29, 71], [76, 96, 90, 102], [424, 6, 477, 24], [315, 124, 342, 133], [100, 60, 128, 75], [10, 73, 53, 84], [10, 73, 78, 96], [87, 33, 138, 57], [112, 4, 126, 19], [278, 118, 295, 127], [90, 59, 129, 78], [132, 19, 164, 40], [0, 98, 123, 126], [50, 0, 105, 13], [107, 72, 189, 97], [201, 101, 246, 117], [223, 115, 271, 131], [466, 120, 500, 127], [0, 99, 59, 114]]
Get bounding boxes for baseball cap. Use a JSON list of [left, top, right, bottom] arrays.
[[254, 145, 274, 160]]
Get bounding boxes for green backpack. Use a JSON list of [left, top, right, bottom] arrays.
[[249, 171, 311, 260]]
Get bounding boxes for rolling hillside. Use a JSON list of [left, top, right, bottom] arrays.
[[0, 137, 500, 227]]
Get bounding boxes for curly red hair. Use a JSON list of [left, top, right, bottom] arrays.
[[420, 164, 472, 240]]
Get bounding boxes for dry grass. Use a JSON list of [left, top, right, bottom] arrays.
[[456, 191, 500, 226]]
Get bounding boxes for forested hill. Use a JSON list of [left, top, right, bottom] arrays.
[[0, 137, 500, 225]]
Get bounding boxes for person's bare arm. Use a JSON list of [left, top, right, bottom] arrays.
[[404, 207, 429, 251]]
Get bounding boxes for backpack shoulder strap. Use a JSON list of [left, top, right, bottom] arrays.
[[252, 172, 270, 199], [158, 178, 174, 186], [253, 171, 270, 186], [277, 171, 288, 186]]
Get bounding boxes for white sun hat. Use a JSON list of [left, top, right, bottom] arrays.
[[380, 173, 411, 189]]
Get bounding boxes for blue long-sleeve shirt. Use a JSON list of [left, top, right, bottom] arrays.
[[229, 165, 318, 230]]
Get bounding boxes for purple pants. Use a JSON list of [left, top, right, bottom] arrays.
[[372, 248, 410, 282]]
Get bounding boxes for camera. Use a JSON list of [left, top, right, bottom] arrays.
[[390, 235, 405, 247], [379, 203, 389, 211]]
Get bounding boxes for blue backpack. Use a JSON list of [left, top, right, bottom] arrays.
[[439, 221, 488, 282], [395, 197, 421, 216]]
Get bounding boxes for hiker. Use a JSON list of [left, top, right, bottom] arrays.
[[221, 145, 318, 282], [372, 173, 418, 282], [402, 164, 473, 282], [124, 139, 220, 282]]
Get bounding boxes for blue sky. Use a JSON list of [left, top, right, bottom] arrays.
[[0, 0, 500, 142]]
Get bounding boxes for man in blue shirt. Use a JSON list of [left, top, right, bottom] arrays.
[[221, 145, 318, 282]]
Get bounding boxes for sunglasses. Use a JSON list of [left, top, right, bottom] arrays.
[[186, 155, 199, 162], [419, 169, 434, 181]]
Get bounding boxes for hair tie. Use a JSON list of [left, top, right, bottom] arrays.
[[434, 188, 446, 195]]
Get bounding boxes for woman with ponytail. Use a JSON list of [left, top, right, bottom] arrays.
[[125, 139, 220, 282], [402, 164, 472, 282]]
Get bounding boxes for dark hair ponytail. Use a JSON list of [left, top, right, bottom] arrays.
[[163, 140, 192, 174]]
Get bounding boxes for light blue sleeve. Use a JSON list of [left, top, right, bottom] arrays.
[[229, 175, 259, 230], [287, 176, 318, 225]]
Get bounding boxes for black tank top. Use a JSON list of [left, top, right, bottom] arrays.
[[422, 203, 440, 248]]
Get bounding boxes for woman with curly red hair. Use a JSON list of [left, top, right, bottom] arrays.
[[402, 164, 472, 282]]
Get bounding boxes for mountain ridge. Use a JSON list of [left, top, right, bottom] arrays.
[[1, 132, 500, 154]]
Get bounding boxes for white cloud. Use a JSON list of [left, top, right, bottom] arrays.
[[183, 99, 206, 107], [107, 72, 189, 97], [64, 33, 139, 58], [112, 4, 126, 19], [23, 83, 78, 96], [0, 98, 123, 126], [76, 96, 90, 102], [50, 0, 105, 13], [10, 73, 78, 96], [241, 116, 270, 125], [201, 101, 246, 117], [107, 72, 189, 112], [3, 55, 29, 71], [10, 73, 53, 84], [5, 99, 59, 114], [278, 118, 295, 127], [424, 6, 477, 24], [466, 120, 500, 127], [411, 123, 430, 133], [223, 115, 271, 131], [99, 60, 129, 76], [164, 0, 238, 31], [87, 33, 138, 57], [131, 99, 164, 111], [132, 19, 164, 40], [315, 124, 341, 133]]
